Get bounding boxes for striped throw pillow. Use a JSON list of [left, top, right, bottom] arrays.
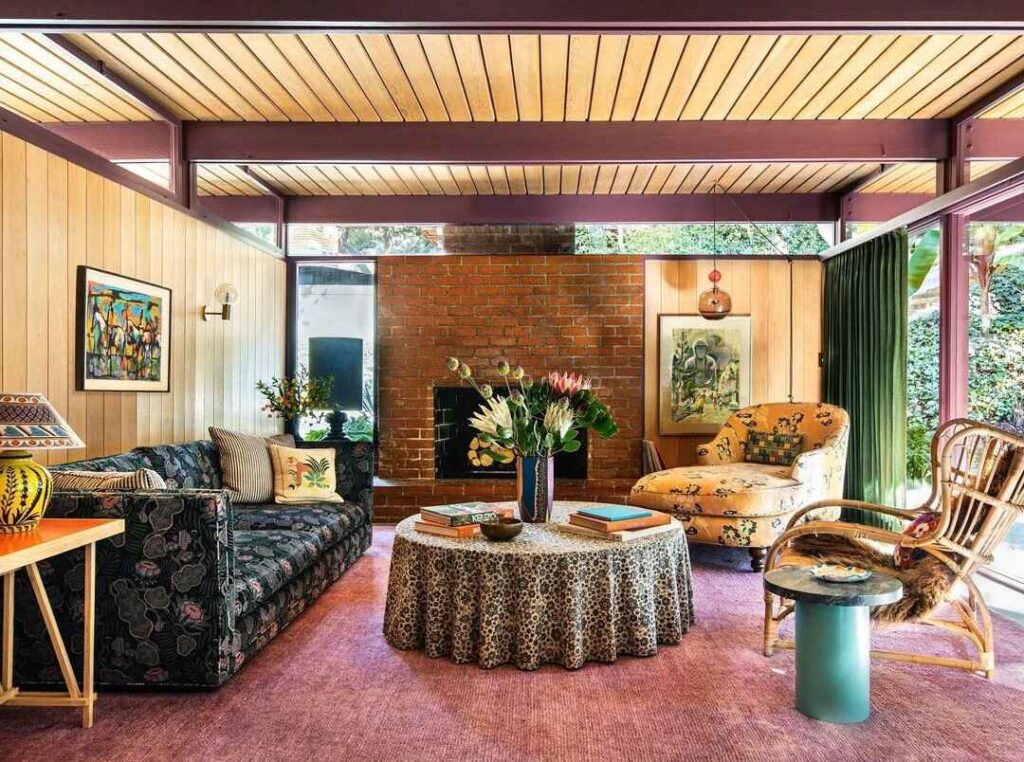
[[52, 468, 167, 491], [209, 427, 284, 504]]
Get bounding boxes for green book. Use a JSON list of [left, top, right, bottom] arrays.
[[420, 502, 499, 527], [576, 506, 652, 523]]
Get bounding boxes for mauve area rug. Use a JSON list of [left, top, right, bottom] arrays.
[[2, 527, 1023, 762]]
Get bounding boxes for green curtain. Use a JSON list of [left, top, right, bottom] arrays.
[[823, 229, 908, 528]]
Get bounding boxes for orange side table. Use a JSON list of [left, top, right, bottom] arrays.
[[0, 518, 124, 728]]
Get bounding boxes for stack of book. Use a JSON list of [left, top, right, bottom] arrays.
[[414, 502, 514, 538], [558, 505, 675, 542]]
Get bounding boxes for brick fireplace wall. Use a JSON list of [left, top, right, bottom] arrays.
[[375, 255, 644, 521]]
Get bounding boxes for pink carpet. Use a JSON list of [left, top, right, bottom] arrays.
[[2, 527, 1024, 761]]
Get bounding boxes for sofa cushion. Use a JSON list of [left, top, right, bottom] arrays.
[[50, 451, 149, 474], [233, 529, 327, 618], [132, 440, 222, 489], [745, 431, 804, 466], [233, 503, 368, 548], [52, 468, 167, 491], [630, 463, 801, 518]]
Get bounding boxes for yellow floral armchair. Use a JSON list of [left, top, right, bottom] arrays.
[[629, 402, 850, 570]]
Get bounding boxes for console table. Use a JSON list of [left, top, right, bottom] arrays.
[[0, 518, 124, 728]]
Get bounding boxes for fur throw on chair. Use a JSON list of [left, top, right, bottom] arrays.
[[782, 534, 956, 623]]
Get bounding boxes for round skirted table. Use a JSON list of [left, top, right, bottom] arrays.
[[764, 567, 904, 724], [383, 501, 695, 670]]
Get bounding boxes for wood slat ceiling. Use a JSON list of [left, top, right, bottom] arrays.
[[196, 161, 893, 197], [4, 32, 1024, 124]]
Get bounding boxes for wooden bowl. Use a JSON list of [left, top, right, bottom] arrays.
[[480, 517, 523, 541]]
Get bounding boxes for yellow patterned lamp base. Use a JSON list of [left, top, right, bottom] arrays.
[[0, 449, 52, 533]]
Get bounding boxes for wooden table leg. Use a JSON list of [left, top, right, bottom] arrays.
[[2, 572, 14, 698], [82, 543, 95, 729], [26, 563, 81, 701]]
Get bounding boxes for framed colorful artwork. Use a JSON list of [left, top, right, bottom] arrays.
[[75, 266, 171, 392], [658, 314, 752, 435]]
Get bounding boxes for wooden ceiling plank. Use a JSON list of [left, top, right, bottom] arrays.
[[0, 57, 106, 121], [815, 35, 929, 119], [751, 35, 845, 119], [358, 35, 428, 122], [207, 163, 262, 195], [237, 35, 336, 121], [693, 163, 730, 193], [979, 82, 1024, 118], [791, 35, 892, 119], [449, 164, 478, 195], [866, 35, 986, 118], [279, 164, 330, 195], [195, 173, 221, 196], [539, 34, 568, 121], [626, 163, 655, 194], [564, 34, 599, 121], [197, 164, 242, 195], [790, 163, 837, 193], [0, 82, 65, 121], [608, 164, 635, 194], [543, 164, 561, 194], [859, 162, 917, 192], [316, 164, 358, 194], [335, 165, 378, 195], [806, 163, 857, 193], [510, 34, 542, 121], [677, 164, 710, 194], [418, 35, 472, 121], [354, 165, 396, 196], [372, 164, 415, 194], [760, 162, 804, 192], [726, 35, 806, 120], [296, 35, 378, 121], [0, 69, 80, 121], [118, 32, 238, 119], [680, 35, 748, 120], [842, 35, 962, 119], [824, 162, 878, 192], [448, 35, 496, 121], [522, 164, 544, 194], [425, 165, 459, 195], [657, 163, 690, 194], [150, 33, 266, 121], [388, 34, 450, 122], [633, 35, 687, 121], [592, 163, 617, 194], [932, 38, 1024, 117], [121, 162, 170, 187], [71, 33, 201, 119], [656, 35, 716, 120], [303, 164, 351, 195], [885, 35, 1014, 118], [704, 35, 779, 120], [747, 163, 789, 192], [775, 163, 822, 193], [486, 165, 511, 194], [207, 33, 311, 121], [480, 34, 518, 121], [887, 164, 934, 193], [715, 162, 752, 192], [410, 164, 444, 194], [560, 163, 581, 194], [505, 165, 527, 194], [468, 164, 495, 194], [271, 34, 357, 121], [610, 34, 659, 121], [643, 163, 674, 194], [391, 165, 428, 195], [730, 163, 770, 193], [328, 35, 405, 121], [16, 34, 150, 120], [577, 164, 598, 194], [176, 33, 285, 120], [588, 35, 629, 121]]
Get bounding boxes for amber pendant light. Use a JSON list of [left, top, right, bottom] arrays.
[[698, 185, 732, 320]]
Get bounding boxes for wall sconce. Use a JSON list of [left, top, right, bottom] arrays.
[[202, 283, 239, 321]]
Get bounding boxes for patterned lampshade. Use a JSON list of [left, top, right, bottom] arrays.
[[0, 393, 84, 450]]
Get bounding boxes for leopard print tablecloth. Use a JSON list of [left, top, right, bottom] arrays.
[[383, 501, 695, 670]]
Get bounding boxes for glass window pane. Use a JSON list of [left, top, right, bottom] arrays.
[[294, 261, 375, 444], [574, 223, 833, 255], [289, 224, 443, 255]]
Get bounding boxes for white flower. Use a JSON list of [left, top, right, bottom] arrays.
[[469, 396, 513, 437], [543, 400, 575, 439]]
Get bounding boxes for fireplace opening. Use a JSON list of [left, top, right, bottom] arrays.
[[434, 386, 587, 480]]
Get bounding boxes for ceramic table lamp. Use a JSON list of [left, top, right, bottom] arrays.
[[0, 393, 84, 533]]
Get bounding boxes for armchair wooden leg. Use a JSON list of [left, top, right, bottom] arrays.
[[749, 547, 768, 572]]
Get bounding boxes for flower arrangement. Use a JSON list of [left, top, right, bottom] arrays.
[[256, 365, 333, 423], [445, 357, 618, 460]]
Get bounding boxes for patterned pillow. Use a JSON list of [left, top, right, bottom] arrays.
[[894, 511, 942, 569], [52, 468, 167, 491], [268, 445, 343, 504], [745, 431, 804, 466], [209, 427, 286, 504]]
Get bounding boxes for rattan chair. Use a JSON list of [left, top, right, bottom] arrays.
[[763, 418, 1024, 678]]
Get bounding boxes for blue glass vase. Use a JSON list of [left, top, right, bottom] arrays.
[[516, 455, 554, 523]]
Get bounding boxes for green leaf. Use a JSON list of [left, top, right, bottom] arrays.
[[908, 228, 939, 296], [561, 439, 581, 453]]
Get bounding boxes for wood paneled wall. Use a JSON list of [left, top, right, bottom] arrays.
[[644, 258, 823, 469], [0, 132, 286, 465]]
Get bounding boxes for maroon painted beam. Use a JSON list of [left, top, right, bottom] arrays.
[[841, 193, 935, 223], [4, 1, 1024, 32], [44, 122, 170, 161], [959, 118, 1024, 161], [184, 120, 949, 164], [196, 192, 839, 224]]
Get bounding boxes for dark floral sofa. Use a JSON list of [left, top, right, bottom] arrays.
[[9, 439, 373, 690]]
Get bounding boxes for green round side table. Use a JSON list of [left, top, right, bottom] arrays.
[[764, 566, 903, 724]]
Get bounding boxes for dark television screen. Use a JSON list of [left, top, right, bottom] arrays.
[[308, 337, 363, 410]]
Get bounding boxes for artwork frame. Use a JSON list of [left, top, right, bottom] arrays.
[[658, 314, 752, 435], [75, 266, 172, 392]]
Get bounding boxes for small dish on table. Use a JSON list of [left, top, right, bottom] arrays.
[[809, 563, 872, 583], [480, 517, 523, 541]]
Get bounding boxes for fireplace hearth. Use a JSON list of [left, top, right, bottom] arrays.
[[434, 386, 587, 480]]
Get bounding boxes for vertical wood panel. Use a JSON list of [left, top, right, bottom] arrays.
[[0, 130, 285, 461], [644, 257, 823, 469]]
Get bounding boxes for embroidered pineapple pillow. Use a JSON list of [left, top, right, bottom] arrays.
[[268, 445, 343, 504]]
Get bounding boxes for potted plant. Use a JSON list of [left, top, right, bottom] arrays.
[[256, 365, 333, 439], [446, 357, 618, 522]]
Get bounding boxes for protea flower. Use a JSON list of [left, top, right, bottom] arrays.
[[469, 396, 513, 437], [543, 400, 575, 439], [548, 371, 592, 397]]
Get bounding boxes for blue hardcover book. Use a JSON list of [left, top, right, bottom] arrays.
[[576, 506, 652, 522]]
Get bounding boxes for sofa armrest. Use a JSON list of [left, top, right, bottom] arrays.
[[696, 425, 744, 465], [790, 427, 849, 498], [18, 489, 237, 688], [299, 439, 374, 513]]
